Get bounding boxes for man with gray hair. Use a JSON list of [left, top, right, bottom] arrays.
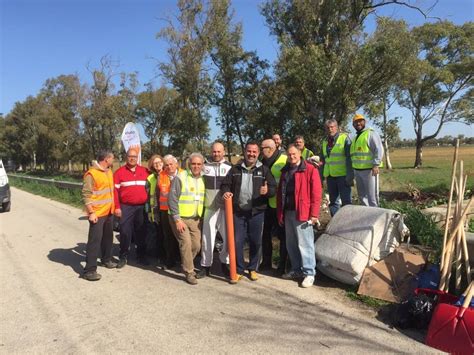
[[168, 153, 205, 285], [320, 118, 353, 216], [158, 154, 182, 269]]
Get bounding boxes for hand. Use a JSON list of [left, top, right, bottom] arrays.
[[176, 219, 186, 234], [372, 166, 380, 176], [114, 208, 122, 218], [88, 212, 98, 224], [260, 181, 268, 195], [310, 217, 319, 226], [223, 192, 233, 200]]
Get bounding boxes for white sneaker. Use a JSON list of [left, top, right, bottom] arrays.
[[301, 275, 315, 288]]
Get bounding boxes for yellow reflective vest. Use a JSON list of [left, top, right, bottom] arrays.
[[323, 133, 348, 177], [177, 170, 205, 218], [350, 128, 383, 169], [84, 168, 115, 217], [268, 153, 287, 208], [147, 173, 158, 222]]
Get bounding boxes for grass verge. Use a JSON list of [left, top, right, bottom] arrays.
[[10, 176, 83, 209]]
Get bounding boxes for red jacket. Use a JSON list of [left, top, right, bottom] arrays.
[[277, 160, 322, 224], [114, 164, 149, 209]]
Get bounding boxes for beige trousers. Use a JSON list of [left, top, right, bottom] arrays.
[[170, 216, 202, 274]]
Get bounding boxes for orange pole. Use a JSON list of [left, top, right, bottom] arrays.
[[225, 197, 238, 283]]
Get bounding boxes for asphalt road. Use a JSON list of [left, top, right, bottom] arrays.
[[0, 187, 433, 353]]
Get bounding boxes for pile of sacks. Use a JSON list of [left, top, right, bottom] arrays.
[[316, 205, 409, 285]]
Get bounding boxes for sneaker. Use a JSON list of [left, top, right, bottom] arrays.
[[101, 260, 118, 269], [185, 273, 198, 285], [221, 263, 230, 277], [301, 275, 315, 288], [282, 271, 303, 280], [116, 258, 127, 269], [249, 270, 259, 281], [196, 267, 210, 279], [229, 274, 243, 284], [83, 271, 101, 281]]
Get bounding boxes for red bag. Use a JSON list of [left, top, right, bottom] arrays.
[[425, 283, 474, 354]]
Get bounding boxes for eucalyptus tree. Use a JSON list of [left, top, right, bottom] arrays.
[[397, 21, 473, 168], [157, 0, 210, 156]]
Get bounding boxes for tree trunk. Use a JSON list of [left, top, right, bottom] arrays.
[[414, 140, 423, 168], [383, 139, 392, 170], [33, 152, 37, 170], [68, 160, 72, 174]]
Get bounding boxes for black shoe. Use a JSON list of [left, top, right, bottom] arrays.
[[137, 257, 150, 266], [100, 260, 118, 269], [83, 271, 101, 281], [196, 267, 210, 279], [116, 258, 127, 269], [221, 263, 230, 277]]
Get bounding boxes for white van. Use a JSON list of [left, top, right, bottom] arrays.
[[0, 159, 11, 212]]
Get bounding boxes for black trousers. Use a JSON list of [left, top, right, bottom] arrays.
[[160, 210, 180, 267], [261, 207, 288, 269], [119, 204, 147, 259], [85, 214, 114, 273]]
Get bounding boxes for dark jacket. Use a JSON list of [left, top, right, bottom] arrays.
[[277, 160, 322, 224], [220, 160, 276, 215]]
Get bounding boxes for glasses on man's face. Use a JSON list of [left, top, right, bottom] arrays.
[[260, 146, 270, 150], [128, 155, 138, 159]]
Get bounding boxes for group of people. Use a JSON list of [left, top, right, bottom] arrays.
[[81, 113, 383, 288]]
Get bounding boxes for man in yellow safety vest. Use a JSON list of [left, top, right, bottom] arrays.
[[320, 119, 353, 216], [350, 113, 384, 207], [168, 153, 205, 285], [294, 135, 315, 160]]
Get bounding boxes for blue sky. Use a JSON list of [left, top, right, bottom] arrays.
[[1, 0, 473, 140]]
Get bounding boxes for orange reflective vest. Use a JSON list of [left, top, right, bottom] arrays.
[[84, 168, 115, 217], [158, 169, 182, 211]]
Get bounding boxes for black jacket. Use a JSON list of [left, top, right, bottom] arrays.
[[220, 160, 276, 215]]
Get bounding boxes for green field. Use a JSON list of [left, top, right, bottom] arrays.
[[381, 146, 474, 197]]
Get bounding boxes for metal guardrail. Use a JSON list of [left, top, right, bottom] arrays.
[[9, 174, 83, 189]]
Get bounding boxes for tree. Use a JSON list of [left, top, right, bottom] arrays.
[[39, 74, 84, 171], [366, 92, 401, 169], [135, 84, 178, 155], [81, 56, 125, 159], [261, 1, 421, 149], [157, 0, 210, 157], [206, 0, 272, 154], [397, 21, 473, 168]]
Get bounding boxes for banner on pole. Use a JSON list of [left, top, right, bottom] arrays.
[[121, 122, 142, 164]]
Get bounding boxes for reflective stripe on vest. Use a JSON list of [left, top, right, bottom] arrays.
[[323, 133, 348, 177], [268, 153, 287, 208], [177, 170, 205, 218], [84, 168, 115, 217], [350, 129, 374, 169]]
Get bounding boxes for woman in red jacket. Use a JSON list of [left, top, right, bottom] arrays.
[[277, 144, 322, 288]]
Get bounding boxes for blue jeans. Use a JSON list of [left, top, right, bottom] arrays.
[[284, 210, 316, 276], [234, 211, 265, 274], [327, 176, 352, 216]]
